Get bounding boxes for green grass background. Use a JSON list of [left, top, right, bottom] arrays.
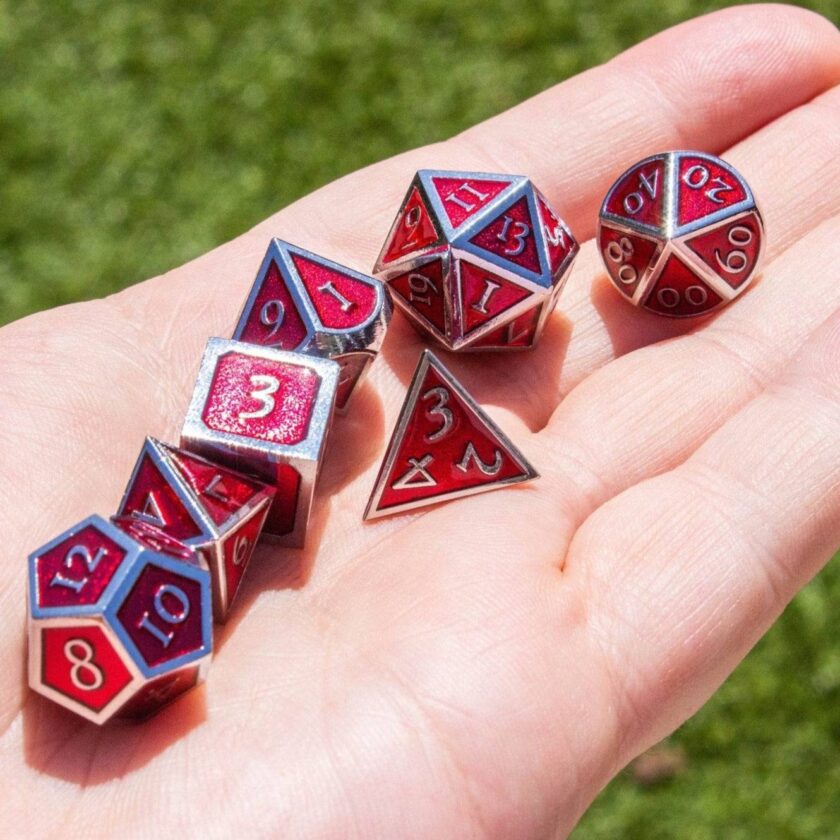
[[2, 0, 839, 835]]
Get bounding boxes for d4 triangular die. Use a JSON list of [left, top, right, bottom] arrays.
[[233, 239, 391, 410], [364, 351, 538, 519]]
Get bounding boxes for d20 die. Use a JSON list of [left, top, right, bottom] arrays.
[[180, 338, 339, 547], [373, 170, 578, 351], [115, 437, 274, 622], [28, 515, 212, 724], [598, 150, 764, 317], [364, 350, 538, 518], [232, 239, 391, 411]]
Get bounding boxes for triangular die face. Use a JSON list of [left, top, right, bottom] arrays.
[[598, 224, 662, 300], [290, 252, 379, 330], [681, 211, 762, 290], [380, 185, 442, 265], [536, 195, 577, 276], [167, 447, 266, 528], [676, 154, 749, 228], [603, 155, 667, 232], [642, 253, 722, 317], [365, 352, 537, 518], [120, 453, 204, 541], [457, 260, 532, 338], [466, 195, 543, 276], [429, 175, 513, 231], [234, 256, 311, 351], [387, 258, 448, 338]]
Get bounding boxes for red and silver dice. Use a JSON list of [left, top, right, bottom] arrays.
[[115, 438, 274, 622], [233, 239, 391, 411], [374, 170, 578, 351], [28, 515, 212, 723], [598, 151, 764, 317], [181, 338, 339, 547]]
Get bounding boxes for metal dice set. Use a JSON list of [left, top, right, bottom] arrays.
[[26, 154, 763, 724]]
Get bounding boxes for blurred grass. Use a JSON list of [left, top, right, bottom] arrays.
[[2, 0, 839, 835]]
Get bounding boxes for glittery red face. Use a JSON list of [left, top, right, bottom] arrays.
[[202, 352, 321, 447], [35, 525, 127, 610], [599, 152, 762, 318]]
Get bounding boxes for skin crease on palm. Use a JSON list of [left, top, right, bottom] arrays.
[[2, 4, 840, 837]]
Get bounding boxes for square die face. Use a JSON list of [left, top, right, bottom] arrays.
[[202, 351, 322, 447]]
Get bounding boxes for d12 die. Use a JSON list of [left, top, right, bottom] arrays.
[[180, 338, 339, 547], [115, 438, 274, 622], [373, 170, 578, 351], [598, 150, 764, 317], [364, 350, 537, 518], [28, 515, 212, 724], [232, 239, 391, 411]]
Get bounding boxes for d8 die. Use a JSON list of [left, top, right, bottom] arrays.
[[27, 515, 212, 724], [115, 437, 274, 622], [598, 151, 764, 317], [373, 170, 579, 351], [181, 338, 339, 547], [233, 239, 391, 411]]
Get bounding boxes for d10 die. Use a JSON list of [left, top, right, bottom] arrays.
[[598, 150, 764, 317], [373, 170, 578, 351], [115, 438, 274, 622], [364, 350, 537, 518], [233, 239, 391, 411], [28, 515, 212, 724], [181, 338, 339, 547]]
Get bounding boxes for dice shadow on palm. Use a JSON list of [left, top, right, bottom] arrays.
[[380, 313, 573, 432], [22, 683, 207, 784]]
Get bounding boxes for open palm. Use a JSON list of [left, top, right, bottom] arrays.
[[3, 6, 840, 837]]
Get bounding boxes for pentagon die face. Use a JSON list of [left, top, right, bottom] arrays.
[[374, 170, 578, 351], [365, 351, 537, 519], [597, 150, 765, 317], [27, 515, 212, 724], [232, 239, 391, 411], [181, 338, 339, 547], [115, 438, 274, 622]]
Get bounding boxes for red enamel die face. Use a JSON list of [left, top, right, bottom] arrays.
[[181, 339, 339, 547], [365, 351, 537, 518], [598, 151, 764, 317], [233, 240, 390, 408], [374, 170, 578, 352]]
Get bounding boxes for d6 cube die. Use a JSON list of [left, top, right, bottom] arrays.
[[233, 239, 391, 411], [374, 170, 579, 351], [597, 150, 764, 317], [181, 338, 339, 547], [28, 515, 212, 724], [115, 437, 274, 622]]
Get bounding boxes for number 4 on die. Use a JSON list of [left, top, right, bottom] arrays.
[[364, 350, 538, 519]]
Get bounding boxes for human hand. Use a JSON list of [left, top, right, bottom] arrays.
[[3, 6, 840, 837]]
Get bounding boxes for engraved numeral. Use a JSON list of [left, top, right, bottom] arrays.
[[655, 284, 709, 309], [64, 638, 104, 691], [49, 543, 108, 594], [496, 215, 531, 256], [137, 584, 191, 649], [456, 442, 503, 476], [392, 455, 436, 490], [683, 165, 733, 204], [132, 492, 166, 528], [232, 535, 250, 566], [544, 221, 567, 249], [714, 224, 753, 274], [407, 272, 439, 307], [400, 205, 423, 251], [445, 182, 490, 212], [239, 374, 280, 421], [623, 168, 659, 215], [471, 278, 501, 315], [318, 281, 354, 312], [604, 236, 638, 285], [203, 474, 229, 502], [422, 386, 454, 442], [260, 299, 286, 343]]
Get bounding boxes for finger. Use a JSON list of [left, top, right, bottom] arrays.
[[570, 306, 840, 766]]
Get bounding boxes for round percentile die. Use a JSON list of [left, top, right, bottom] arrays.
[[597, 151, 764, 318]]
